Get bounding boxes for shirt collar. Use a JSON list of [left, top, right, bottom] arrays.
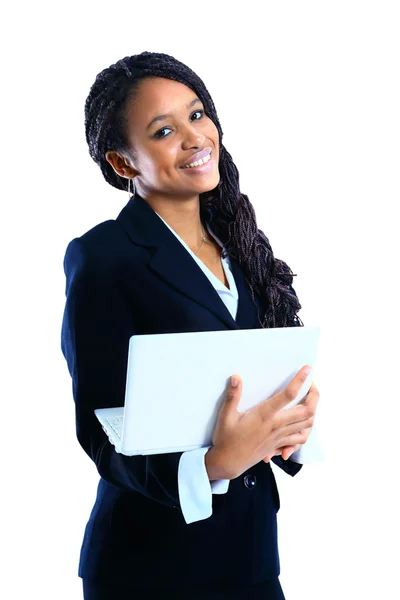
[[154, 210, 227, 255]]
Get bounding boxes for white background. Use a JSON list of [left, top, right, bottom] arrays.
[[2, 1, 399, 598]]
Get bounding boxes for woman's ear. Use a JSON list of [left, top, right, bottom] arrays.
[[105, 150, 138, 179]]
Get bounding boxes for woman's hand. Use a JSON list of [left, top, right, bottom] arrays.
[[267, 443, 302, 462], [262, 381, 320, 463], [208, 365, 318, 480]]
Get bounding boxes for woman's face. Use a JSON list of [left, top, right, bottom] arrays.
[[107, 76, 220, 200]]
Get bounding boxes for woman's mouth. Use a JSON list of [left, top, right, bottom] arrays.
[[179, 151, 214, 175]]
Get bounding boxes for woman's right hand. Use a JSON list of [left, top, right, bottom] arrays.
[[207, 365, 318, 480]]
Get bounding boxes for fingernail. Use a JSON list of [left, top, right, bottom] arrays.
[[231, 376, 239, 387], [304, 366, 311, 375]]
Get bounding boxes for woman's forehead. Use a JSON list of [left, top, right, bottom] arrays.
[[125, 77, 200, 130]]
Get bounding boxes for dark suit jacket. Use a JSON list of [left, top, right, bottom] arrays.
[[61, 192, 302, 591]]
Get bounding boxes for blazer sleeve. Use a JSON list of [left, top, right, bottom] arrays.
[[271, 455, 303, 476], [61, 236, 187, 510]]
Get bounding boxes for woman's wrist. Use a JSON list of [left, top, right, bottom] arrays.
[[205, 447, 232, 481]]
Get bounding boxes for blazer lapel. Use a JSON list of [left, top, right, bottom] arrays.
[[116, 193, 261, 330], [229, 256, 263, 329]]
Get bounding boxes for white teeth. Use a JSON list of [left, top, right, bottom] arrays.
[[183, 152, 211, 168]]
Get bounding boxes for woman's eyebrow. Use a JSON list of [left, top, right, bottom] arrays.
[[146, 98, 202, 131]]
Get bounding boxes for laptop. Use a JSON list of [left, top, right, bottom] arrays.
[[94, 325, 320, 456]]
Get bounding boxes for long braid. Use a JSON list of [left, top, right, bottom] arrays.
[[84, 51, 304, 329]]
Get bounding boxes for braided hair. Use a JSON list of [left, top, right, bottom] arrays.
[[84, 51, 304, 329]]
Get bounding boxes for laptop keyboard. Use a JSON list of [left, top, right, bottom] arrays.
[[105, 415, 124, 440]]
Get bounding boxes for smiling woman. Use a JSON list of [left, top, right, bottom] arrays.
[[84, 51, 302, 328], [105, 77, 221, 209], [61, 50, 314, 600]]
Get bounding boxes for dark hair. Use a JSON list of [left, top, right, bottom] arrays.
[[84, 51, 304, 329]]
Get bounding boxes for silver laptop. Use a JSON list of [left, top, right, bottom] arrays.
[[94, 325, 320, 456]]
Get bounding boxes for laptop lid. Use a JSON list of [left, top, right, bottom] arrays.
[[119, 325, 320, 456]]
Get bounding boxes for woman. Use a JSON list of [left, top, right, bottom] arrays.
[[61, 51, 319, 599]]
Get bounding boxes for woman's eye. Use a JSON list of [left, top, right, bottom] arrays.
[[191, 109, 204, 120], [154, 127, 172, 139], [153, 109, 204, 139]]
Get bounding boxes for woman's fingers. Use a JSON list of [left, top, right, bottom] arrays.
[[278, 415, 315, 439], [281, 443, 301, 460], [262, 442, 302, 463], [262, 434, 312, 463]]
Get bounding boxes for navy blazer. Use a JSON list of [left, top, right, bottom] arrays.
[[61, 192, 302, 591]]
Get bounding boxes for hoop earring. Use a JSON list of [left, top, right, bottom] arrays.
[[128, 177, 136, 199]]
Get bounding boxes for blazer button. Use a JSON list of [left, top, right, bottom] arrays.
[[243, 474, 257, 489]]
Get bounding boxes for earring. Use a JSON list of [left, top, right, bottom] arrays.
[[128, 177, 136, 199]]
